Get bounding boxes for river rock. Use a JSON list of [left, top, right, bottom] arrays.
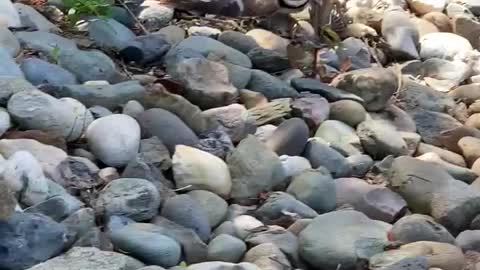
[[456, 230, 480, 252], [411, 109, 463, 148], [420, 32, 473, 61], [0, 27, 20, 57], [160, 194, 211, 242], [188, 190, 228, 228], [52, 81, 145, 110], [243, 242, 290, 270], [332, 67, 398, 111], [20, 58, 77, 86], [150, 216, 208, 264], [226, 135, 286, 203], [166, 36, 252, 68], [247, 47, 290, 72], [245, 29, 289, 55], [280, 155, 312, 178], [265, 118, 309, 156], [416, 152, 477, 183], [407, 0, 446, 15], [88, 18, 135, 51], [357, 119, 409, 159], [208, 234, 246, 262], [26, 247, 144, 270], [119, 34, 171, 65], [246, 69, 298, 99], [109, 225, 181, 267], [173, 145, 232, 197], [287, 169, 336, 213], [86, 114, 139, 167], [416, 142, 466, 167], [382, 9, 420, 59], [255, 192, 318, 221], [315, 120, 363, 156], [0, 212, 68, 270], [187, 262, 260, 270], [25, 194, 84, 222], [347, 154, 374, 177], [291, 78, 364, 103], [389, 214, 455, 244], [95, 178, 161, 221], [57, 49, 118, 83], [61, 207, 96, 243], [7, 90, 92, 142], [168, 58, 238, 109], [299, 210, 391, 270], [458, 136, 480, 166], [388, 156, 480, 234], [0, 0, 21, 28], [202, 104, 256, 143], [0, 48, 22, 77], [291, 93, 330, 130], [218, 31, 258, 54], [14, 3, 59, 32], [329, 100, 366, 127], [137, 108, 199, 153], [15, 31, 77, 58], [303, 139, 353, 178]]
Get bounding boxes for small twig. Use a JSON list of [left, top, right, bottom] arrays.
[[173, 185, 193, 192], [115, 0, 149, 34]]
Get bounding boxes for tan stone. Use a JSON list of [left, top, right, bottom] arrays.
[[423, 11, 452, 32]]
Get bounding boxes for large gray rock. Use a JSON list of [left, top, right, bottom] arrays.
[[388, 156, 480, 234], [188, 190, 228, 228], [243, 243, 290, 270], [14, 3, 59, 32], [390, 214, 455, 244], [7, 90, 93, 142], [26, 247, 144, 270], [420, 32, 473, 61], [315, 120, 363, 156], [202, 104, 256, 143], [265, 118, 309, 156], [167, 58, 238, 109], [302, 139, 353, 178], [150, 216, 208, 264], [20, 58, 77, 86], [0, 212, 69, 270], [218, 31, 258, 54], [455, 230, 480, 252], [57, 49, 119, 83], [226, 135, 286, 203], [24, 194, 84, 222], [137, 108, 199, 153], [95, 178, 161, 221], [255, 192, 318, 221], [0, 48, 22, 77], [160, 194, 211, 242], [15, 31, 77, 58], [357, 119, 409, 159], [109, 225, 181, 267], [332, 67, 398, 111], [291, 78, 364, 103], [411, 109, 463, 148], [51, 81, 145, 110], [88, 18, 135, 51], [299, 210, 391, 270], [382, 9, 420, 59], [165, 36, 252, 68], [246, 69, 298, 99], [247, 47, 290, 72], [86, 114, 140, 167], [0, 27, 20, 57], [355, 188, 408, 223], [287, 169, 336, 213], [208, 234, 246, 263], [329, 99, 367, 127]]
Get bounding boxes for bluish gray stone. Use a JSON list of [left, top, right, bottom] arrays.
[[119, 34, 171, 65], [0, 48, 22, 77], [160, 194, 211, 242], [24, 194, 84, 222], [208, 234, 246, 263], [57, 49, 119, 83], [287, 169, 336, 213], [303, 139, 353, 178], [246, 69, 298, 99], [21, 58, 77, 86], [88, 18, 135, 51], [15, 31, 77, 58], [51, 81, 145, 110], [255, 192, 318, 220], [0, 212, 68, 270], [165, 36, 252, 68]]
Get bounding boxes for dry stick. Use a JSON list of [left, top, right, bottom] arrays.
[[116, 0, 150, 34]]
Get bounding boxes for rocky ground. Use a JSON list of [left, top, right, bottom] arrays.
[[4, 0, 480, 269]]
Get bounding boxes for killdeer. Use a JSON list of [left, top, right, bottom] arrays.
[[158, 0, 309, 17]]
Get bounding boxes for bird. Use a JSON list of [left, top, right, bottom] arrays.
[[157, 0, 309, 17]]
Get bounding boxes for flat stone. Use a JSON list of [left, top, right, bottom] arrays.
[[291, 78, 364, 103]]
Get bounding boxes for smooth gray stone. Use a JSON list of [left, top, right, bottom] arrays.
[[291, 78, 364, 103], [21, 57, 77, 86]]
